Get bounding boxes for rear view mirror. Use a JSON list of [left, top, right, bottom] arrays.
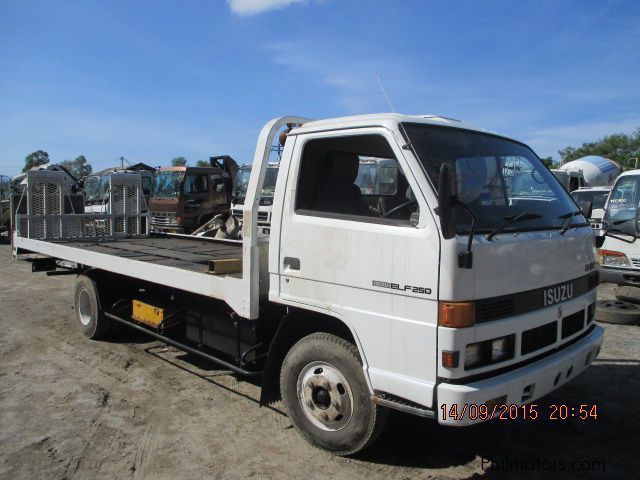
[[437, 163, 457, 240]]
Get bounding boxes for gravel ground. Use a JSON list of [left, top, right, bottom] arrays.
[[0, 244, 638, 479]]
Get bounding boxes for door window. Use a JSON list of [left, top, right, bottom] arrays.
[[295, 134, 418, 225], [183, 174, 209, 194]]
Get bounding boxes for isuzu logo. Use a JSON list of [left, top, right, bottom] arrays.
[[543, 283, 574, 307]]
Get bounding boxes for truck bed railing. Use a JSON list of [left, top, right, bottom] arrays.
[[14, 169, 150, 242], [15, 212, 150, 241]]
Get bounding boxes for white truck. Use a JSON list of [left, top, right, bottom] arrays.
[[12, 114, 603, 455], [598, 170, 640, 286]]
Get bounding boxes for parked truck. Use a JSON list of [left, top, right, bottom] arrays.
[[0, 174, 11, 237], [12, 114, 603, 455], [83, 163, 155, 214], [149, 156, 236, 233]]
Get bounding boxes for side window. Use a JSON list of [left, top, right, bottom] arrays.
[[183, 174, 208, 194], [210, 173, 226, 192], [295, 134, 418, 225]]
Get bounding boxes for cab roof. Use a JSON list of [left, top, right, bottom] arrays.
[[289, 113, 497, 138]]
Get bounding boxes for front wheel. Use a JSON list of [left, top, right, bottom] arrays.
[[280, 332, 388, 455]]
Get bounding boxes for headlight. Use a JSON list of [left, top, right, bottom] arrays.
[[598, 249, 631, 267], [465, 335, 515, 370]]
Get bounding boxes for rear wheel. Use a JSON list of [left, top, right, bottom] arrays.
[[74, 276, 112, 339], [280, 332, 388, 455]]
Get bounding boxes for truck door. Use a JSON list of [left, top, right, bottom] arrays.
[[182, 173, 209, 228], [276, 128, 440, 407], [209, 172, 228, 211]]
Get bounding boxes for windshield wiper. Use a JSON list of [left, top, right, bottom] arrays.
[[559, 209, 583, 235], [486, 212, 541, 241]]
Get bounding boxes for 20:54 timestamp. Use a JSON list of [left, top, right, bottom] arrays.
[[440, 403, 599, 421]]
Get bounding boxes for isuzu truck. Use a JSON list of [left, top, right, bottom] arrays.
[[12, 114, 603, 455]]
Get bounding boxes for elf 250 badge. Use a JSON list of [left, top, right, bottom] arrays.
[[372, 280, 431, 295]]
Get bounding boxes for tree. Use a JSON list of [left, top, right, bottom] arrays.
[[558, 128, 640, 168], [60, 155, 92, 179], [171, 156, 188, 167], [196, 160, 210, 167], [23, 150, 50, 172], [540, 156, 556, 168]]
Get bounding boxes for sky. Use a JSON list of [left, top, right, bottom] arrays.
[[0, 0, 638, 174]]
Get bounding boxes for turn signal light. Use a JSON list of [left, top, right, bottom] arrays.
[[438, 302, 475, 327]]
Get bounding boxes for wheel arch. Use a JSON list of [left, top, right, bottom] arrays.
[[260, 306, 371, 405]]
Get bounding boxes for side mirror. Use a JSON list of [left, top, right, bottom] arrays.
[[604, 228, 637, 244], [437, 163, 457, 240], [577, 200, 592, 219]]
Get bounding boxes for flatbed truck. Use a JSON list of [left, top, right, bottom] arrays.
[[12, 114, 604, 455]]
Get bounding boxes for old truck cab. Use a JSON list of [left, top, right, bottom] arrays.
[[150, 166, 228, 233]]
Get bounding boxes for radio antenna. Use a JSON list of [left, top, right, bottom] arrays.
[[376, 73, 396, 113]]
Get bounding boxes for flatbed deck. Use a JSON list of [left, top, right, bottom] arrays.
[[63, 236, 242, 273], [13, 234, 249, 301]]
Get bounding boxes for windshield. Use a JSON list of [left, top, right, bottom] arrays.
[[152, 171, 183, 197], [603, 176, 640, 236], [84, 176, 100, 200], [571, 190, 609, 211], [402, 123, 585, 233], [232, 166, 279, 204]]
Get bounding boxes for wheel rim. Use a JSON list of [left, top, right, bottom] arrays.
[[77, 287, 92, 326], [296, 361, 354, 431]]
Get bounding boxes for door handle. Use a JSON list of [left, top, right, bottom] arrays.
[[283, 257, 300, 270]]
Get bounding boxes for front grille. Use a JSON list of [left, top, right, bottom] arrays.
[[562, 310, 585, 339], [232, 210, 269, 222], [151, 211, 177, 227], [521, 321, 557, 355], [587, 272, 598, 290], [476, 298, 515, 323], [632, 258, 640, 268]]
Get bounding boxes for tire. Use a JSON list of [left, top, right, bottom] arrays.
[[74, 276, 112, 339], [595, 299, 640, 325], [614, 286, 640, 305], [280, 332, 388, 456]]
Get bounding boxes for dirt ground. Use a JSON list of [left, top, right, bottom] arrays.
[[0, 244, 638, 480]]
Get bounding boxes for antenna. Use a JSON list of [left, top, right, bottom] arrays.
[[376, 73, 396, 113]]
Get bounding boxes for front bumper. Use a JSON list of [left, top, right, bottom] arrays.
[[599, 266, 640, 287], [436, 325, 604, 426]]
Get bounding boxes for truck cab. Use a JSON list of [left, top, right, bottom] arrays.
[[571, 186, 611, 236], [598, 170, 640, 286], [0, 174, 10, 236], [231, 164, 279, 234], [84, 167, 154, 214], [150, 166, 228, 233]]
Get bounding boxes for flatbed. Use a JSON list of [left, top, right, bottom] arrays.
[[13, 234, 265, 303]]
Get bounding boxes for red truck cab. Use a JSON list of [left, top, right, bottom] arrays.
[[149, 166, 228, 233]]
